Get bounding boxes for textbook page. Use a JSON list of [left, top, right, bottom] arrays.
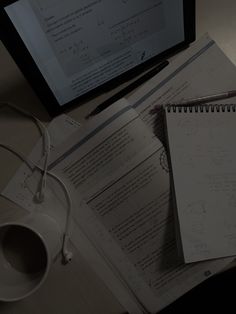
[[43, 99, 230, 313], [127, 34, 236, 143]]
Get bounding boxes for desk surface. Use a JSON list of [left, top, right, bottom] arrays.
[[0, 1, 236, 313]]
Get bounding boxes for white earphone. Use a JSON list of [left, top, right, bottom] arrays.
[[0, 101, 73, 263]]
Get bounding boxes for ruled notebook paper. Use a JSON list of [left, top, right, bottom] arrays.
[[165, 104, 236, 263]]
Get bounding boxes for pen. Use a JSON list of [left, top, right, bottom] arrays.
[[151, 90, 236, 113], [173, 90, 236, 106], [85, 60, 169, 119]]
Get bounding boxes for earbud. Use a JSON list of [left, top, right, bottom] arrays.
[[35, 191, 45, 203], [62, 234, 73, 264], [63, 251, 73, 264]]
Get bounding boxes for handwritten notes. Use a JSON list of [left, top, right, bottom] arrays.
[[165, 107, 236, 262]]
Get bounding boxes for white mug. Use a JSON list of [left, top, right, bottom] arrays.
[[0, 213, 62, 302]]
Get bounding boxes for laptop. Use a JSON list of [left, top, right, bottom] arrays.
[[0, 0, 195, 116]]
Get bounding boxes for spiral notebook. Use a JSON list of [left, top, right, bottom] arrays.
[[165, 103, 236, 263]]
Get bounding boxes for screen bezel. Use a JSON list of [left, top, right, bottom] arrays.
[[0, 0, 195, 116]]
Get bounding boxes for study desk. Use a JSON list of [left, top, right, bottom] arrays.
[[0, 1, 236, 313]]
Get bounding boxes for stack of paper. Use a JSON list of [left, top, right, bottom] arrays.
[[2, 35, 236, 313]]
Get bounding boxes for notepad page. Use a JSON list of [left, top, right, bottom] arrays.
[[165, 105, 236, 262]]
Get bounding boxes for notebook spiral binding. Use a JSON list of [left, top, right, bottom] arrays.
[[166, 103, 236, 113]]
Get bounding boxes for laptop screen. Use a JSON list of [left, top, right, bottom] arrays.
[[1, 0, 194, 115]]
